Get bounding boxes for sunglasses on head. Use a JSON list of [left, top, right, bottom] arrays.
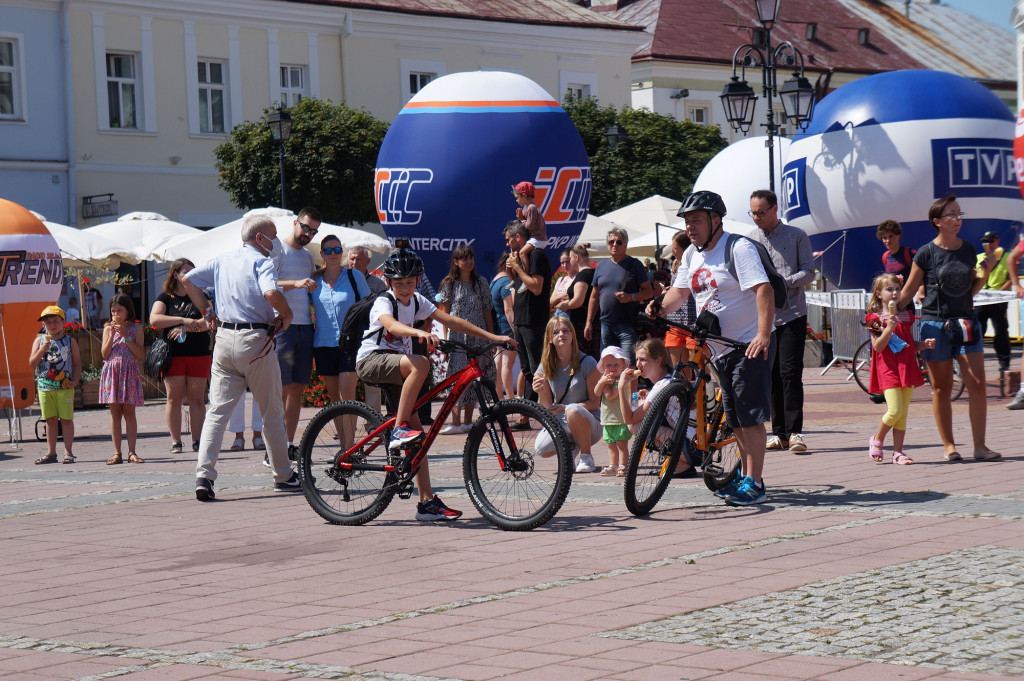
[[322, 246, 343, 255]]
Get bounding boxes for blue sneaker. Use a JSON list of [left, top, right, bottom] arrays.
[[389, 422, 424, 450], [714, 468, 744, 498], [724, 476, 766, 506]]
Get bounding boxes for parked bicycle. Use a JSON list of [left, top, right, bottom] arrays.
[[624, 312, 744, 516], [296, 339, 573, 531], [852, 338, 964, 402]]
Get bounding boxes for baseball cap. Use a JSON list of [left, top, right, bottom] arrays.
[[512, 181, 535, 197], [981, 231, 999, 243], [38, 305, 65, 321], [599, 346, 630, 370]]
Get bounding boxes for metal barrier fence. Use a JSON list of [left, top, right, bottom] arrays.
[[807, 289, 868, 375]]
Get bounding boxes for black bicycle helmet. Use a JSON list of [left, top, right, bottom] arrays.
[[677, 190, 727, 219], [380, 247, 424, 279]]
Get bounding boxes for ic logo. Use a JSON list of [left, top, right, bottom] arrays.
[[931, 138, 1018, 199], [532, 166, 592, 224], [375, 168, 434, 225], [781, 159, 810, 221]]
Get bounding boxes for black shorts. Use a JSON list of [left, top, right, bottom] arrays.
[[714, 337, 774, 429], [314, 346, 357, 376]]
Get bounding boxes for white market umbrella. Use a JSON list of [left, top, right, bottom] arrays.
[[85, 211, 201, 264], [575, 214, 630, 257], [626, 218, 754, 258], [30, 211, 122, 269], [599, 195, 683, 239], [161, 207, 392, 266]]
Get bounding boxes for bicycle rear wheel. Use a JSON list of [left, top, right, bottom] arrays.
[[463, 398, 573, 531], [951, 361, 965, 401], [624, 380, 691, 516], [297, 400, 398, 526], [852, 339, 872, 394]]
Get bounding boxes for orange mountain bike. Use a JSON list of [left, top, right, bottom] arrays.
[[624, 313, 745, 516]]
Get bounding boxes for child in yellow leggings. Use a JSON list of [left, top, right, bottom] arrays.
[[865, 273, 935, 464]]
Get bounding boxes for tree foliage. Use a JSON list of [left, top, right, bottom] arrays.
[[214, 98, 389, 224], [561, 96, 729, 216]]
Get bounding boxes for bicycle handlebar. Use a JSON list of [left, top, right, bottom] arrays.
[[641, 313, 749, 351], [437, 338, 515, 358]]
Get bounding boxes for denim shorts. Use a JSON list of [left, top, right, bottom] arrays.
[[919, 318, 983, 362], [276, 324, 314, 385]]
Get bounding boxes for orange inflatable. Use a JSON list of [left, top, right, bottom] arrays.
[[0, 199, 64, 408]]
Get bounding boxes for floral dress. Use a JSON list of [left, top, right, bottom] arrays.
[[440, 275, 495, 406], [99, 324, 144, 406]]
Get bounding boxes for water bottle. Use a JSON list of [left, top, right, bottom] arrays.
[[176, 327, 187, 343], [630, 392, 639, 410]]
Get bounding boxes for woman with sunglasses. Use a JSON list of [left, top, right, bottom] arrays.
[[896, 195, 999, 463], [311, 236, 370, 405]]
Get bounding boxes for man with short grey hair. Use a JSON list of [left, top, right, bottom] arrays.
[[586, 227, 653, 361], [183, 215, 300, 500], [348, 245, 386, 296]]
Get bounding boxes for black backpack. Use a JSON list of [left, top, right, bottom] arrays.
[[685, 232, 789, 309], [338, 288, 421, 356]]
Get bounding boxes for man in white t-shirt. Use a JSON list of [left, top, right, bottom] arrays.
[[272, 207, 318, 461], [650, 191, 775, 505]]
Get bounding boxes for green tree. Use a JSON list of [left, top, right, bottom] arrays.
[[214, 98, 389, 224], [561, 96, 728, 216]]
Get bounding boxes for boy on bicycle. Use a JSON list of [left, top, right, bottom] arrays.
[[355, 242, 515, 521]]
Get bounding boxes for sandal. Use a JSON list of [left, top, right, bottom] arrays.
[[252, 436, 266, 451], [106, 454, 123, 465], [617, 465, 626, 477], [127, 453, 144, 464], [600, 466, 616, 476], [62, 453, 76, 464], [869, 437, 884, 462], [35, 454, 58, 465], [892, 451, 914, 465], [230, 437, 245, 451]]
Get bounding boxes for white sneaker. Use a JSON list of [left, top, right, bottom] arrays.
[[575, 452, 597, 473], [1007, 391, 1024, 410], [439, 424, 460, 435], [766, 435, 784, 450], [789, 433, 807, 452], [458, 423, 474, 434]]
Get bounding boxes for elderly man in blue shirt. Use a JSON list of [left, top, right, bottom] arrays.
[[183, 215, 301, 500]]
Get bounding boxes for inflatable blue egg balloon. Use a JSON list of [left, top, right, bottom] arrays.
[[374, 71, 591, 284], [782, 70, 1024, 290]]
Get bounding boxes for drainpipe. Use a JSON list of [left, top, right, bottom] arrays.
[[62, 0, 77, 227]]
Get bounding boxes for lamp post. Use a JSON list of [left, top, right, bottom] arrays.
[[267, 106, 292, 209], [605, 122, 628, 150], [719, 0, 816, 193]]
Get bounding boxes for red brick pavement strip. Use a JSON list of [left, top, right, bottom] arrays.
[[0, 358, 1022, 680]]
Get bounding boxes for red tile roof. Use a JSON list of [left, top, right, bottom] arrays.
[[289, 0, 643, 30], [611, 0, 925, 75]]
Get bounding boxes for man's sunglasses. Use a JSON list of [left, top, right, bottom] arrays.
[[607, 239, 625, 246], [298, 221, 318, 235]]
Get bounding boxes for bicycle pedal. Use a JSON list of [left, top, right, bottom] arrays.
[[396, 480, 415, 499]]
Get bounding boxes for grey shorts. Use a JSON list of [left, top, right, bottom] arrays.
[[714, 338, 774, 429], [356, 352, 404, 403], [276, 324, 314, 385]]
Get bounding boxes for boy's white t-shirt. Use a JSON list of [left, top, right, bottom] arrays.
[[356, 291, 437, 363], [672, 237, 768, 352]]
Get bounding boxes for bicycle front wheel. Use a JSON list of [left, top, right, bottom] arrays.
[[624, 380, 691, 516], [463, 398, 573, 531], [297, 400, 398, 526], [951, 361, 965, 401]]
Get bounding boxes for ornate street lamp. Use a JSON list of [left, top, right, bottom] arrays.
[[605, 122, 628, 150], [267, 106, 292, 209], [719, 0, 816, 192]]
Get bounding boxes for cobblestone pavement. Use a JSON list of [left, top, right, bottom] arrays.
[[2, 361, 1023, 681]]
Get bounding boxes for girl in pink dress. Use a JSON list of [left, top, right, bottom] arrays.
[[865, 274, 935, 465], [100, 293, 146, 464]]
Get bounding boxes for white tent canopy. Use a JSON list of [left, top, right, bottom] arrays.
[[85, 212, 202, 264], [161, 207, 392, 266], [625, 218, 754, 258], [575, 214, 630, 257], [30, 211, 122, 269], [599, 195, 683, 237]]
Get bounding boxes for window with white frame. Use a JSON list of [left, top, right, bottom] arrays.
[[280, 65, 306, 106], [0, 38, 21, 119], [408, 71, 434, 97], [106, 53, 138, 129], [687, 104, 710, 125], [198, 60, 226, 134]]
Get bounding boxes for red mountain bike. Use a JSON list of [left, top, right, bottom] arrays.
[[297, 339, 573, 531]]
